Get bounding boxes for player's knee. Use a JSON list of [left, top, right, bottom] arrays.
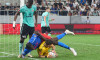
[[20, 39, 25, 43]]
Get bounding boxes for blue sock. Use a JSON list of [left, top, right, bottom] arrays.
[[58, 42, 70, 50], [57, 33, 66, 40], [22, 48, 32, 56]]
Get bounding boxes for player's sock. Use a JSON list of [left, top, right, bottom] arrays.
[[56, 33, 66, 40], [58, 42, 70, 50], [48, 33, 51, 36], [22, 48, 32, 56], [19, 43, 23, 55]]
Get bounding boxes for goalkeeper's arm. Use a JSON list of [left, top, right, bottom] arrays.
[[13, 10, 20, 29]]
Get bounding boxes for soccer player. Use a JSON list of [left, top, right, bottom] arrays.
[[21, 30, 77, 58], [37, 41, 58, 58], [13, 0, 37, 58], [41, 7, 55, 36]]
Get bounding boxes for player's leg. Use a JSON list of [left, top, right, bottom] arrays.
[[56, 30, 75, 40], [58, 42, 70, 50], [58, 42, 77, 56], [47, 27, 51, 36], [18, 24, 28, 58], [41, 27, 46, 34], [22, 42, 34, 58], [28, 27, 35, 57], [22, 48, 32, 58]]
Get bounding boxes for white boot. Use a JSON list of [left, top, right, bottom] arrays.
[[70, 48, 77, 56], [65, 30, 75, 35]]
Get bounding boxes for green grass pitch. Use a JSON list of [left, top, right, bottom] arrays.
[[0, 34, 100, 60]]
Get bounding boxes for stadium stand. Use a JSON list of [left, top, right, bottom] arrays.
[[0, 0, 100, 16]]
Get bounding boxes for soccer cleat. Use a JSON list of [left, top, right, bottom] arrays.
[[28, 54, 33, 58], [18, 55, 22, 58], [70, 48, 77, 56], [22, 55, 25, 58], [65, 30, 75, 35]]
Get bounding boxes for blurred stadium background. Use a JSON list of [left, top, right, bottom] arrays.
[[0, 0, 100, 60]]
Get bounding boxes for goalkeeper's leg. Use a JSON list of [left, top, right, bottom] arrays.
[[56, 29, 75, 40], [58, 42, 77, 56]]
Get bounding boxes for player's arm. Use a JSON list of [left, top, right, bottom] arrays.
[[44, 16, 47, 26], [50, 44, 58, 57], [38, 44, 53, 58], [49, 19, 55, 22], [38, 51, 47, 58], [13, 10, 20, 29], [50, 44, 55, 50], [34, 11, 38, 27], [34, 31, 48, 41], [38, 49, 46, 58], [38, 42, 47, 58]]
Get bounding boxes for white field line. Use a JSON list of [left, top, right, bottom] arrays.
[[72, 43, 100, 46], [0, 56, 9, 57], [0, 52, 16, 56], [0, 52, 40, 60], [0, 43, 3, 44]]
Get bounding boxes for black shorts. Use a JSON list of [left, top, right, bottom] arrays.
[[20, 24, 34, 39], [41, 27, 51, 33]]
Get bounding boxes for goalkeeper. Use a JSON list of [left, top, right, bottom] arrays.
[[22, 30, 77, 58], [13, 0, 37, 58]]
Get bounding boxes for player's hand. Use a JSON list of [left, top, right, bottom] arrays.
[[51, 50, 56, 53], [47, 55, 53, 58], [45, 24, 47, 27], [35, 22, 38, 27], [13, 21, 16, 29], [51, 19, 55, 21]]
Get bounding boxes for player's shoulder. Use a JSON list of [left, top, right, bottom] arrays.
[[39, 41, 45, 49], [32, 5, 36, 7], [32, 5, 37, 8], [42, 12, 48, 15], [20, 5, 26, 9]]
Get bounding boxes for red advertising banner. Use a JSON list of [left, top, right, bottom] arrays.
[[1, 24, 100, 34]]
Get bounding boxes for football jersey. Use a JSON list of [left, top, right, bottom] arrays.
[[41, 12, 50, 27], [29, 34, 41, 49], [20, 5, 37, 27], [38, 41, 51, 56]]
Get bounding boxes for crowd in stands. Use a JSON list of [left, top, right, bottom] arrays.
[[0, 0, 100, 16]]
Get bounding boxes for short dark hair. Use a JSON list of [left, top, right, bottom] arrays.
[[28, 0, 33, 4], [46, 7, 50, 10], [87, 17, 89, 18]]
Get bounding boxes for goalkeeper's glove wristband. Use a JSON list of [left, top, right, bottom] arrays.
[[13, 21, 16, 27]]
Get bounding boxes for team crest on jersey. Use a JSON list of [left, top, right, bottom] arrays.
[[32, 10, 34, 12], [34, 35, 36, 37]]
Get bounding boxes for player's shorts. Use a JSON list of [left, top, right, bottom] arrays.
[[41, 27, 51, 33], [20, 24, 34, 39]]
